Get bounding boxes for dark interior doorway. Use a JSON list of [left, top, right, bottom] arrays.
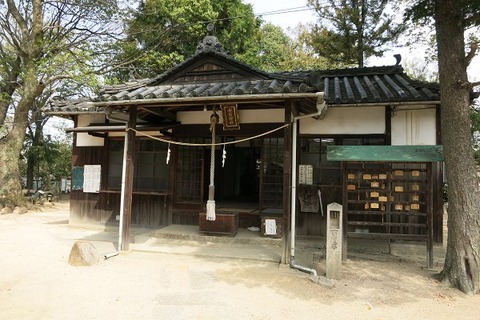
[[203, 139, 260, 209]]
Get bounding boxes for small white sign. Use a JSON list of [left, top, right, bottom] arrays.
[[305, 165, 313, 184], [299, 164, 313, 185], [265, 219, 277, 235], [83, 165, 101, 193], [299, 165, 306, 184]]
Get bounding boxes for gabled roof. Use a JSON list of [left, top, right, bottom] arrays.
[[83, 64, 438, 106], [97, 35, 314, 102], [48, 33, 440, 124]]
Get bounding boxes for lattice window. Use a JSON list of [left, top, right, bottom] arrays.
[[261, 137, 284, 208], [174, 138, 204, 204], [107, 139, 169, 192], [134, 140, 169, 191], [107, 140, 124, 189]]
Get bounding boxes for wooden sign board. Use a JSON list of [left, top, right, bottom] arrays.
[[327, 145, 444, 162], [221, 104, 240, 130]]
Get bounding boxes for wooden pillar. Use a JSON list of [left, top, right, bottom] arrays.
[[434, 104, 444, 243], [121, 107, 137, 251], [385, 106, 392, 145], [342, 163, 348, 261], [427, 162, 434, 269], [282, 101, 293, 264]]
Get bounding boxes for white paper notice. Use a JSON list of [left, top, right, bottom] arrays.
[[299, 165, 306, 184], [83, 165, 101, 193], [265, 219, 277, 235], [298, 164, 313, 185]]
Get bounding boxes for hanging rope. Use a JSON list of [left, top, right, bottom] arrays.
[[124, 119, 291, 221], [206, 109, 219, 221], [126, 122, 290, 147]]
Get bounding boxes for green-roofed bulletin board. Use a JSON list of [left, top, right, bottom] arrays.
[[327, 145, 444, 162]]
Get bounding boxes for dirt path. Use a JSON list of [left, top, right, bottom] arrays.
[[1, 202, 479, 320]]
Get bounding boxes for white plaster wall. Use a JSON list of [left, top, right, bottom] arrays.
[[177, 109, 285, 124], [239, 109, 284, 123], [76, 114, 105, 147], [391, 107, 437, 145], [299, 107, 385, 134]]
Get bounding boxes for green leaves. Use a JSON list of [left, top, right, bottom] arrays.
[[307, 0, 405, 67], [0, 0, 123, 201], [114, 0, 260, 79], [405, 0, 480, 28], [238, 23, 331, 72], [21, 127, 73, 187]]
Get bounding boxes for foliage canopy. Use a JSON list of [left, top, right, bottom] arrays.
[[113, 0, 261, 80], [306, 0, 405, 67]]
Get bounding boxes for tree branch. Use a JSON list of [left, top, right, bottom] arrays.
[[465, 11, 480, 26], [457, 80, 480, 90], [465, 43, 478, 67], [5, 0, 28, 39]]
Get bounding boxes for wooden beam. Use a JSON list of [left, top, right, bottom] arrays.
[[121, 107, 137, 251], [139, 106, 177, 121], [427, 163, 434, 269], [282, 100, 292, 264], [386, 106, 392, 145], [67, 123, 179, 133], [88, 132, 107, 138]]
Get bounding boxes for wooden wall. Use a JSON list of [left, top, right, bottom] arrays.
[[70, 145, 169, 227], [70, 191, 169, 227], [295, 186, 341, 237], [172, 210, 198, 225], [171, 209, 261, 228]]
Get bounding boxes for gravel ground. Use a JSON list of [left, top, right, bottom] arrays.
[[1, 201, 479, 320]]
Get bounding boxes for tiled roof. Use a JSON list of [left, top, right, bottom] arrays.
[[48, 35, 440, 117], [277, 66, 440, 104], [91, 66, 438, 104], [96, 78, 314, 102], [48, 65, 439, 118]]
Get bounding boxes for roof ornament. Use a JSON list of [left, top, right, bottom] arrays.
[[128, 66, 138, 81], [196, 23, 227, 54], [394, 54, 402, 65]]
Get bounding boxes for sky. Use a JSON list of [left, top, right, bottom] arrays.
[[244, 0, 479, 79], [243, 0, 317, 30], [244, 0, 409, 67]]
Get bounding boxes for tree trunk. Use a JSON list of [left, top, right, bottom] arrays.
[[0, 108, 28, 201], [26, 122, 44, 190], [435, 0, 480, 294], [357, 0, 366, 68], [0, 57, 21, 128], [26, 151, 34, 190], [0, 64, 39, 203]]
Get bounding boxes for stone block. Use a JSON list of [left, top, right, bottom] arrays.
[[13, 206, 28, 214], [1, 207, 13, 215], [68, 241, 100, 266]]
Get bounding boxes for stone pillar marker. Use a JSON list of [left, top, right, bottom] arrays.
[[326, 202, 343, 279]]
